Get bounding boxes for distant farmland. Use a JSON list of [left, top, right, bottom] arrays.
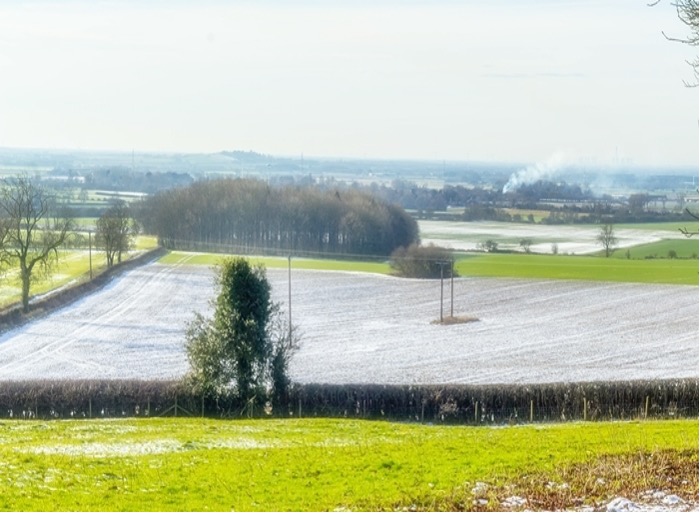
[[0, 261, 695, 385]]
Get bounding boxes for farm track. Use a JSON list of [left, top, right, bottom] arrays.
[[0, 261, 696, 384]]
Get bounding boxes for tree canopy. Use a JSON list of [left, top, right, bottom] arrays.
[[185, 257, 296, 409], [138, 178, 419, 257], [95, 200, 140, 267]]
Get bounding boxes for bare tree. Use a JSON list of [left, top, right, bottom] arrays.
[[0, 176, 73, 312], [650, 0, 699, 86], [596, 223, 618, 257], [95, 200, 140, 267], [519, 238, 533, 253], [679, 202, 699, 237]]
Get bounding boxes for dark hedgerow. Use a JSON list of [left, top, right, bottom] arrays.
[[390, 243, 456, 279], [0, 378, 695, 423]]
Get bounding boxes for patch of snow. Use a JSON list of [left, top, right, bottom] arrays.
[[603, 493, 696, 512], [606, 497, 642, 512], [661, 494, 684, 505], [501, 495, 527, 508], [471, 482, 489, 496], [25, 439, 182, 457]]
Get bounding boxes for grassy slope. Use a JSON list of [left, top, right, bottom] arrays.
[[0, 418, 695, 512], [0, 235, 159, 308]]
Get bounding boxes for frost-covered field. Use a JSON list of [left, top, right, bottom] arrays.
[[419, 220, 681, 254], [0, 261, 696, 384]]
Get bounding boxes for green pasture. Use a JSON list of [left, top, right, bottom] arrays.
[[616, 221, 700, 233], [620, 239, 698, 259], [0, 418, 694, 512], [455, 253, 698, 285], [159, 251, 392, 274], [160, 249, 697, 285]]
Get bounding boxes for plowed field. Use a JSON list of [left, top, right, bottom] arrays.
[[0, 261, 696, 384]]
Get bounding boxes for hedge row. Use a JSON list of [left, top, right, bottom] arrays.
[[289, 379, 699, 423], [0, 378, 696, 424]]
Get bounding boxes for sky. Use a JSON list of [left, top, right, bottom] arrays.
[[0, 0, 697, 168]]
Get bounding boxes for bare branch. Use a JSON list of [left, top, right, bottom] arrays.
[[654, 0, 699, 86], [679, 227, 699, 237]]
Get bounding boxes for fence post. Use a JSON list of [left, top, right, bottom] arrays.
[[583, 397, 587, 421], [474, 402, 479, 424], [298, 397, 302, 418], [645, 396, 650, 419], [420, 399, 425, 423], [530, 399, 534, 423], [201, 396, 205, 418], [147, 399, 150, 417]]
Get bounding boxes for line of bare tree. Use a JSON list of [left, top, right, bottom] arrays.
[[137, 178, 420, 257]]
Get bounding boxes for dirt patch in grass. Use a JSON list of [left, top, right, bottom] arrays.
[[431, 315, 480, 325], [411, 448, 699, 512]]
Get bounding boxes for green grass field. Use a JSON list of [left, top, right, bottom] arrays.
[[620, 239, 698, 259], [455, 253, 698, 285], [616, 221, 700, 233], [0, 418, 694, 512], [159, 249, 698, 285], [159, 251, 392, 274]]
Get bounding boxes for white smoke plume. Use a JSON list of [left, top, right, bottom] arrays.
[[502, 152, 572, 194]]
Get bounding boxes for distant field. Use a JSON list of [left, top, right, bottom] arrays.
[[616, 221, 700, 233], [620, 239, 698, 259], [418, 219, 688, 256], [160, 250, 697, 285], [455, 253, 698, 285], [0, 418, 695, 512], [159, 251, 391, 274]]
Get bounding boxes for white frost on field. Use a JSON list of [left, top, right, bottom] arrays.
[[23, 437, 277, 457], [27, 439, 182, 457], [419, 220, 682, 254], [0, 262, 696, 385]]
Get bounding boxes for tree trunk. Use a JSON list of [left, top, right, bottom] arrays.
[[21, 270, 30, 313]]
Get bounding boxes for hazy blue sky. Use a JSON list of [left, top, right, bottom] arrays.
[[0, 0, 697, 167]]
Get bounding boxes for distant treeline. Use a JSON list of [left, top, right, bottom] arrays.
[[0, 378, 695, 423], [44, 166, 194, 193], [348, 179, 693, 224], [138, 178, 419, 257]]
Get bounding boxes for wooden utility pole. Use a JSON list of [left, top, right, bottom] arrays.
[[439, 262, 444, 322], [288, 255, 292, 345], [88, 229, 93, 279], [450, 258, 454, 318]]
